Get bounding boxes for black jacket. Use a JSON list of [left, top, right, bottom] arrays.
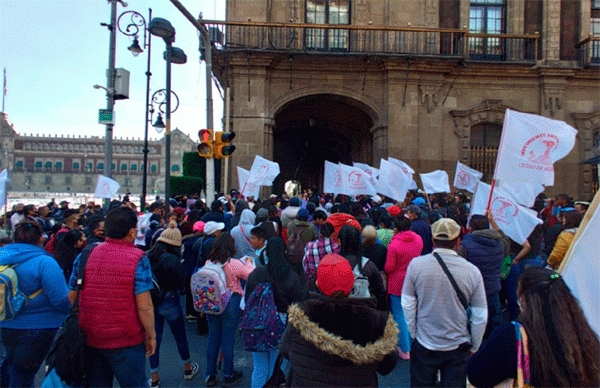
[[245, 266, 303, 313]]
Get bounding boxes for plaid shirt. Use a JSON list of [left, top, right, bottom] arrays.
[[302, 237, 340, 280]]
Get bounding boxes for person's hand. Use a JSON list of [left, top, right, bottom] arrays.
[[145, 336, 157, 358]]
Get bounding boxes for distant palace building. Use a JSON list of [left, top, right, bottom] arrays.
[[0, 112, 196, 195]]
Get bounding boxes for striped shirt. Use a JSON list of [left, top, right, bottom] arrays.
[[401, 248, 488, 352]]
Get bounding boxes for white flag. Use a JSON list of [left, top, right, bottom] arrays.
[[377, 159, 410, 202], [454, 161, 483, 193], [243, 155, 280, 190], [353, 162, 379, 185], [0, 169, 8, 206], [409, 179, 418, 190], [339, 163, 377, 197], [494, 109, 577, 186], [94, 175, 120, 199], [561, 196, 600, 336], [420, 170, 450, 194], [237, 166, 260, 199], [470, 181, 542, 245], [323, 161, 342, 194], [498, 180, 544, 208], [388, 157, 415, 175]]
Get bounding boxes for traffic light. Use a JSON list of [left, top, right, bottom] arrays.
[[198, 129, 214, 158], [214, 131, 236, 159]]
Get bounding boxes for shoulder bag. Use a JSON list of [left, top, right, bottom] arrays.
[[433, 252, 471, 332]]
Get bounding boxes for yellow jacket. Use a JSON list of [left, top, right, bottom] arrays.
[[547, 229, 576, 269]]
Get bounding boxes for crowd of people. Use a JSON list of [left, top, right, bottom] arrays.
[[0, 187, 598, 388]]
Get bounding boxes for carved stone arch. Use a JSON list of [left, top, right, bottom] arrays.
[[449, 99, 524, 163], [270, 84, 386, 131]]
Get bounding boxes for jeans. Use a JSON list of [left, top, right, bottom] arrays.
[[85, 343, 148, 387], [206, 293, 242, 378], [503, 256, 544, 320], [150, 292, 191, 372], [484, 292, 504, 339], [0, 328, 57, 388], [410, 340, 470, 388], [250, 313, 288, 388], [389, 294, 411, 352]]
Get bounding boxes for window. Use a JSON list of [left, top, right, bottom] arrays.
[[469, 0, 505, 59], [55, 162, 62, 171], [35, 161, 42, 168], [98, 163, 104, 170], [73, 162, 80, 170], [85, 177, 92, 185], [306, 0, 350, 50], [112, 163, 116, 170], [121, 163, 127, 171], [171, 165, 180, 172], [65, 176, 72, 185], [470, 122, 502, 182], [15, 160, 23, 168], [131, 164, 137, 171], [87, 163, 93, 172], [45, 176, 52, 184], [592, 0, 600, 37]]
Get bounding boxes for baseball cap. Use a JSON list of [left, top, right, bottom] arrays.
[[431, 218, 461, 240], [204, 221, 225, 236], [406, 204, 422, 216], [316, 254, 354, 297]]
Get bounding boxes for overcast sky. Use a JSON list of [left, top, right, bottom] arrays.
[[0, 0, 225, 143]]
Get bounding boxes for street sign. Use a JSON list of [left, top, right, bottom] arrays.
[[98, 109, 114, 125]]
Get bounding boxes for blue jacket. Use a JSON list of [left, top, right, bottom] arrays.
[[411, 218, 433, 255], [0, 243, 71, 329], [457, 230, 508, 296]]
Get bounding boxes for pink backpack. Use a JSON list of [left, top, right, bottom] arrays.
[[191, 261, 231, 315]]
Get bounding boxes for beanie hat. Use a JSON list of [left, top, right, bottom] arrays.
[[317, 253, 354, 297], [387, 205, 402, 216], [157, 221, 182, 247], [297, 208, 309, 221], [289, 197, 301, 207], [193, 221, 205, 233], [256, 208, 269, 223]]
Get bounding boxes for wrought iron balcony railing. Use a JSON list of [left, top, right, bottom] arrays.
[[203, 21, 539, 63], [576, 36, 600, 67]]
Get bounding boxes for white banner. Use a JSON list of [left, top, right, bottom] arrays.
[[388, 157, 415, 175], [377, 159, 410, 203], [561, 196, 600, 336], [237, 167, 260, 199], [0, 169, 8, 207], [498, 180, 544, 208], [339, 163, 377, 197], [420, 170, 451, 194], [353, 162, 379, 185], [241, 156, 280, 197], [94, 175, 120, 199], [470, 181, 542, 245], [454, 161, 483, 193], [323, 161, 342, 194], [494, 109, 577, 186]]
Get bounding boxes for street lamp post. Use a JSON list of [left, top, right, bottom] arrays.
[[116, 8, 153, 212], [149, 18, 186, 216]]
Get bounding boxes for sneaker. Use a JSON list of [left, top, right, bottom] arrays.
[[184, 363, 200, 381], [147, 378, 160, 388], [205, 375, 217, 387], [222, 370, 243, 387]]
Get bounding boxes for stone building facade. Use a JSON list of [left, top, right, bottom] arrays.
[[210, 0, 600, 199], [0, 112, 196, 196]]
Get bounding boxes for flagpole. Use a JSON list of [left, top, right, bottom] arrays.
[[422, 188, 433, 211], [2, 68, 6, 113], [486, 178, 496, 211]]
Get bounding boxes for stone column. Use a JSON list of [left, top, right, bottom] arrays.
[[543, 0, 562, 61], [372, 126, 389, 162]]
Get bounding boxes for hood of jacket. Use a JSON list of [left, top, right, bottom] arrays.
[[287, 297, 398, 365], [239, 209, 256, 226], [281, 206, 300, 220], [0, 243, 48, 265], [391, 230, 421, 244], [469, 229, 504, 245]]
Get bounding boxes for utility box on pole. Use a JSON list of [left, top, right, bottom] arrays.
[[113, 68, 130, 100]]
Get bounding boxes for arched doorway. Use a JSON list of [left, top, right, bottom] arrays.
[[273, 94, 375, 193]]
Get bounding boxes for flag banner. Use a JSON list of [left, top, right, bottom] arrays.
[[560, 194, 600, 336], [388, 157, 415, 175], [323, 161, 342, 194], [471, 181, 542, 245], [377, 159, 410, 202], [454, 161, 483, 192], [498, 180, 544, 208], [237, 166, 259, 199], [247, 155, 280, 187], [494, 109, 577, 186], [420, 170, 450, 194], [94, 175, 120, 199], [409, 179, 418, 190], [353, 162, 379, 185], [0, 169, 8, 206], [339, 163, 377, 197]]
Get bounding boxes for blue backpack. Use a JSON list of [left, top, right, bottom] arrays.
[[0, 262, 42, 321], [240, 283, 286, 352]]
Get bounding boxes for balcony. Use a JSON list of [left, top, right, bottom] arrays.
[[576, 36, 600, 68], [203, 21, 539, 64]]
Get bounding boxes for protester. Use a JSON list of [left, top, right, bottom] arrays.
[[204, 232, 254, 387], [85, 216, 105, 244], [280, 196, 301, 229], [406, 204, 433, 255], [67, 206, 155, 387], [280, 253, 399, 387], [0, 220, 71, 387], [402, 218, 487, 388], [45, 208, 82, 254], [456, 212, 510, 338], [361, 225, 387, 271], [195, 221, 225, 270], [286, 208, 317, 283], [302, 222, 339, 281], [181, 220, 204, 321], [229, 199, 249, 229], [467, 267, 599, 387], [384, 216, 423, 360], [249, 226, 268, 265], [376, 216, 394, 248], [146, 222, 198, 387], [53, 229, 86, 282], [230, 209, 256, 259], [245, 237, 302, 388], [546, 210, 584, 269]]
